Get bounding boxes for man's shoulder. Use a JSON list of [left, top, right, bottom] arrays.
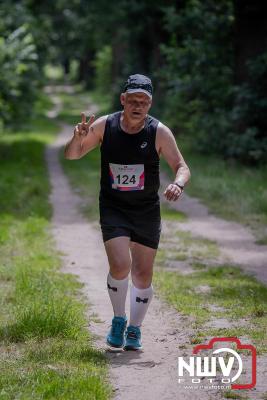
[[92, 114, 109, 130], [155, 120, 172, 137], [90, 115, 109, 141], [155, 121, 177, 153], [94, 114, 109, 124], [147, 115, 168, 131]]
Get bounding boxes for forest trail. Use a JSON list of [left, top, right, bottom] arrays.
[[159, 174, 267, 285]]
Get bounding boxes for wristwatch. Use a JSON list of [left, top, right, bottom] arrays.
[[173, 182, 184, 190]]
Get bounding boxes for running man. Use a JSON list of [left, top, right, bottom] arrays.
[[64, 74, 191, 350]]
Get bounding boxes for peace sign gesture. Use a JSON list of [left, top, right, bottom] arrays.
[[74, 112, 95, 138]]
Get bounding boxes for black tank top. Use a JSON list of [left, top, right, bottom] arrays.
[[99, 111, 160, 209]]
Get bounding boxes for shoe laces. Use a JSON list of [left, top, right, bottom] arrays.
[[126, 326, 140, 340]]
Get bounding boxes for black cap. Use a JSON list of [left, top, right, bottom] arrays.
[[124, 74, 153, 98]]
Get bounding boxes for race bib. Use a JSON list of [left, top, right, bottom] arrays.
[[109, 163, 145, 191]]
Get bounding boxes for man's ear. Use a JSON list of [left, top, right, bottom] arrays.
[[120, 93, 126, 106]]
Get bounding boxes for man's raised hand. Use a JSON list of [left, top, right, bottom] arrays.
[[74, 113, 95, 138]]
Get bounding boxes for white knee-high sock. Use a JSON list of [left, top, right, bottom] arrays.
[[107, 273, 129, 318], [130, 284, 153, 327]]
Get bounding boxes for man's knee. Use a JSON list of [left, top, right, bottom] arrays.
[[131, 265, 153, 288], [109, 258, 130, 279]]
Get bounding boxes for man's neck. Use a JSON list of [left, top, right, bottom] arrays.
[[120, 112, 146, 134]]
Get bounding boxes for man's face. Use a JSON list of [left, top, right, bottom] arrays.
[[120, 92, 152, 121]]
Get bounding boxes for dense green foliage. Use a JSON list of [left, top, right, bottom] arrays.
[[0, 0, 266, 163], [160, 1, 267, 163], [0, 5, 40, 129]]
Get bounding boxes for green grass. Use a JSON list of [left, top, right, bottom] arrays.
[[159, 228, 220, 265], [160, 203, 187, 221], [155, 193, 267, 355], [161, 138, 267, 243], [60, 147, 101, 221], [0, 339, 109, 399], [0, 105, 111, 398], [153, 265, 267, 353], [222, 390, 249, 399], [156, 198, 267, 354]]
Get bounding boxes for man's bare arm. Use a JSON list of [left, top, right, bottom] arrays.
[[156, 123, 191, 201], [64, 114, 107, 159]]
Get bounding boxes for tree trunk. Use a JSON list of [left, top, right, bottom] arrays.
[[78, 50, 95, 87], [63, 58, 70, 76]]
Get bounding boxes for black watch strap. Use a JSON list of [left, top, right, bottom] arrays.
[[174, 182, 184, 190]]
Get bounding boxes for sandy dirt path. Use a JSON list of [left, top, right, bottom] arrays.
[[45, 123, 228, 400], [159, 175, 267, 285]]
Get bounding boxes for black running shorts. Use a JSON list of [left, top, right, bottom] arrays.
[[99, 204, 161, 249]]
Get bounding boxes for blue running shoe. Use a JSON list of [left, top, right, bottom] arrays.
[[106, 316, 127, 348], [124, 325, 142, 350]]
